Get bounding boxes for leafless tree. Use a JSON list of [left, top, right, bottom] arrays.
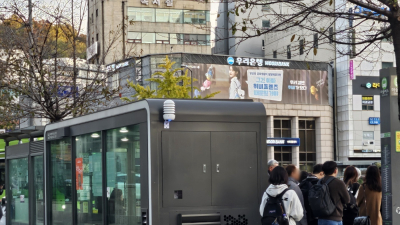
[[0, 0, 138, 125]]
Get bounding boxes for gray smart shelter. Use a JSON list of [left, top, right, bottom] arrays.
[[43, 99, 266, 225]]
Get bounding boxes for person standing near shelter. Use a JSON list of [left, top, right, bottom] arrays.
[[286, 165, 307, 225], [267, 159, 279, 174], [342, 166, 360, 225], [356, 166, 382, 225], [318, 161, 350, 225], [299, 164, 324, 225], [260, 166, 304, 225]]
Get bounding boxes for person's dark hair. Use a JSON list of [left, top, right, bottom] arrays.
[[300, 171, 310, 182], [364, 166, 382, 192], [322, 161, 337, 176], [343, 166, 358, 186], [286, 164, 297, 177], [268, 166, 288, 185], [312, 164, 323, 174], [230, 66, 241, 79]]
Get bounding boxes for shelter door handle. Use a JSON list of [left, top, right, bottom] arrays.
[[203, 164, 206, 173], [216, 164, 220, 173]]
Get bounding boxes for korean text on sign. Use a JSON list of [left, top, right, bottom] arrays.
[[247, 70, 283, 101]]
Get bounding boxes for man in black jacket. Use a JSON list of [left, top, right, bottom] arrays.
[[299, 164, 324, 225]]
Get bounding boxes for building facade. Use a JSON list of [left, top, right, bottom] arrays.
[[112, 53, 335, 171], [87, 0, 212, 65]]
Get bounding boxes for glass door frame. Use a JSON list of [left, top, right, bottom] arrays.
[[29, 153, 44, 225]]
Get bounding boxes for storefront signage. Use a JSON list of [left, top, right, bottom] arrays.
[[354, 149, 381, 153], [381, 132, 391, 138], [228, 57, 290, 67], [266, 138, 300, 146], [354, 6, 389, 16], [396, 131, 400, 152], [106, 61, 130, 72], [381, 77, 389, 97], [165, 0, 173, 6], [76, 158, 83, 190], [46, 128, 70, 141], [248, 70, 283, 101], [349, 60, 354, 80], [362, 96, 373, 104], [369, 117, 380, 125], [361, 82, 380, 89], [390, 75, 398, 96]]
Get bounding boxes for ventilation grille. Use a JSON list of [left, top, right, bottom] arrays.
[[223, 215, 248, 225], [30, 140, 44, 154]]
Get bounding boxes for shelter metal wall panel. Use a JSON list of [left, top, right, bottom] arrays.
[[6, 143, 29, 159], [211, 132, 257, 206], [162, 132, 212, 207]]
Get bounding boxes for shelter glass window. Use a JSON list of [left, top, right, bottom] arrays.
[[75, 133, 103, 225], [106, 125, 141, 224], [9, 158, 29, 224], [33, 155, 44, 225], [50, 138, 72, 225], [273, 119, 292, 166]]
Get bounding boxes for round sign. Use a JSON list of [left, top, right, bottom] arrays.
[[396, 207, 400, 214], [382, 78, 387, 90], [227, 57, 234, 65], [366, 82, 372, 89]]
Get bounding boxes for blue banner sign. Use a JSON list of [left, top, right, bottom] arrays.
[[266, 138, 300, 146], [369, 117, 380, 125]]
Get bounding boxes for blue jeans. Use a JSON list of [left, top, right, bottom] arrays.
[[318, 219, 343, 225]]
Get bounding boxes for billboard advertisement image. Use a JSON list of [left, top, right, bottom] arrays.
[[185, 63, 329, 105]]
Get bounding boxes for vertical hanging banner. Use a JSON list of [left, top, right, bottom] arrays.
[[76, 158, 83, 190], [349, 60, 355, 80], [247, 70, 283, 101]]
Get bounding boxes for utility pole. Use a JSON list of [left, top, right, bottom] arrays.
[[28, 0, 33, 126]]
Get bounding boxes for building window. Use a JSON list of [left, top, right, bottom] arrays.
[[329, 27, 333, 43], [156, 33, 170, 44], [299, 120, 316, 172], [128, 32, 142, 43], [96, 9, 98, 17], [362, 96, 374, 110], [262, 0, 271, 11], [287, 45, 291, 59], [313, 33, 318, 48], [156, 9, 170, 22], [262, 20, 270, 29], [92, 37, 94, 45], [350, 29, 356, 58], [96, 33, 99, 42], [299, 39, 304, 55], [273, 119, 292, 165], [91, 13, 93, 23], [128, 8, 155, 22], [363, 131, 374, 140], [273, 50, 277, 58], [382, 62, 393, 69], [142, 32, 156, 43], [183, 10, 207, 24]]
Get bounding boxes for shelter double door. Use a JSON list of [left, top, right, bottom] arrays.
[[162, 131, 257, 207]]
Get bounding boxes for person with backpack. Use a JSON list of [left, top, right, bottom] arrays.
[[309, 161, 350, 225], [286, 165, 307, 225], [260, 166, 304, 225], [356, 166, 382, 225], [342, 166, 360, 225], [299, 164, 324, 225]]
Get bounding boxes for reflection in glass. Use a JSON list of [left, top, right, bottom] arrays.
[[33, 156, 44, 225], [106, 124, 141, 224], [50, 138, 72, 225], [9, 158, 29, 224], [75, 133, 103, 225]]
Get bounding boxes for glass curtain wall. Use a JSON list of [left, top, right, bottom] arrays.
[[50, 138, 72, 225], [9, 157, 29, 224], [106, 125, 141, 224], [75, 133, 103, 225], [33, 155, 44, 225]]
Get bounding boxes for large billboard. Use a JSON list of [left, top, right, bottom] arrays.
[[185, 63, 329, 105]]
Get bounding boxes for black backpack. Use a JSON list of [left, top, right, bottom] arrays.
[[261, 189, 290, 225], [308, 177, 336, 218], [299, 177, 319, 222], [343, 185, 359, 222]]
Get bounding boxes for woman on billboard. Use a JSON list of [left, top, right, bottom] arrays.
[[229, 66, 244, 99]]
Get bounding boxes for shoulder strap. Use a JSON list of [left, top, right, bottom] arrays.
[[325, 176, 335, 185], [277, 188, 289, 215]]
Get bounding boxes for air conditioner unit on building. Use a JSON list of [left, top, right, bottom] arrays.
[[369, 140, 375, 145], [262, 46, 265, 50], [363, 141, 369, 146]]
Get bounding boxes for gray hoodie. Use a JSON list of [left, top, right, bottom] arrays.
[[260, 184, 304, 225], [288, 177, 307, 225]]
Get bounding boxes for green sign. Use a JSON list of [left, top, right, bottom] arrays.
[[382, 77, 387, 90]]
